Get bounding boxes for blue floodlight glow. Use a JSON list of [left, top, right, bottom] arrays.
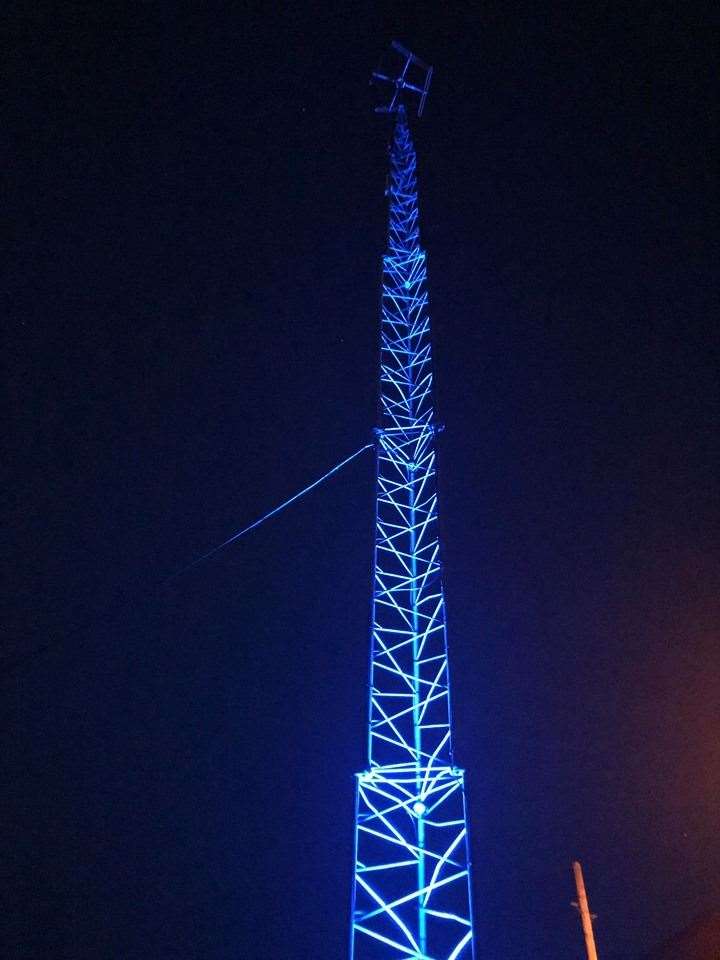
[[349, 103, 476, 960]]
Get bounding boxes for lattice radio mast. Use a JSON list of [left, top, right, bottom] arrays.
[[349, 43, 476, 960]]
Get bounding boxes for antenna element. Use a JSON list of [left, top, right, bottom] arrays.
[[371, 41, 433, 117]]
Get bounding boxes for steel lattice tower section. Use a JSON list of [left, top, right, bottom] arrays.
[[350, 46, 475, 960]]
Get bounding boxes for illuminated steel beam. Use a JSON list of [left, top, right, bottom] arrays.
[[350, 55, 475, 959]]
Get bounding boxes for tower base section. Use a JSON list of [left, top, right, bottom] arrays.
[[350, 765, 474, 960]]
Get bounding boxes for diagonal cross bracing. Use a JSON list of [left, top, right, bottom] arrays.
[[351, 102, 475, 960]]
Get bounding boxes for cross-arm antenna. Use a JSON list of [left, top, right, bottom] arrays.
[[372, 41, 433, 117]]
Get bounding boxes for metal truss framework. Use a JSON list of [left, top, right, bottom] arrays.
[[350, 105, 475, 960]]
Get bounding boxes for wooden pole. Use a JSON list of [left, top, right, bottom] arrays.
[[572, 860, 599, 960]]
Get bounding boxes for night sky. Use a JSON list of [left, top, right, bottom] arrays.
[[5, 3, 719, 959]]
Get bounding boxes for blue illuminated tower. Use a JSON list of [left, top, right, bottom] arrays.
[[350, 46, 476, 960]]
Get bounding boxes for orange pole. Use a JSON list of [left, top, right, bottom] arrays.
[[572, 861, 599, 960]]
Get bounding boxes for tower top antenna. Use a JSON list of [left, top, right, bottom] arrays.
[[371, 41, 433, 117]]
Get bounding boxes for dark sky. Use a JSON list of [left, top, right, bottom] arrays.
[[5, 2, 718, 959]]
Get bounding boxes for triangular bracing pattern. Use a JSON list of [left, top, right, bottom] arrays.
[[351, 108, 475, 960], [352, 767, 473, 960]]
